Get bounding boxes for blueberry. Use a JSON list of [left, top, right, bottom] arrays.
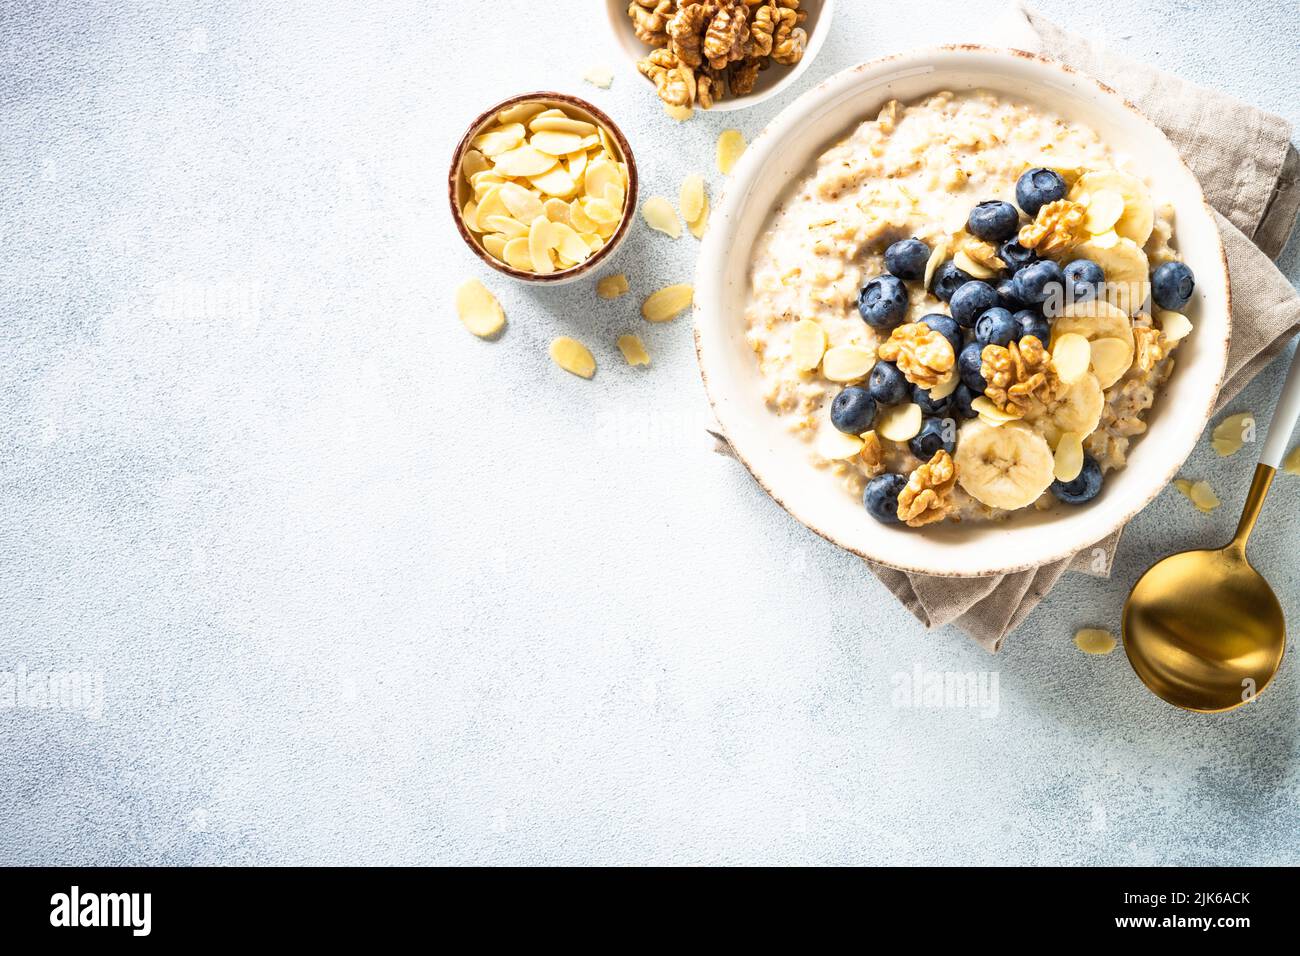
[[949, 280, 1000, 327], [975, 307, 1018, 348], [912, 383, 952, 418], [995, 277, 1023, 311], [884, 238, 930, 280], [1152, 261, 1195, 310], [958, 340, 986, 392], [966, 200, 1020, 243], [930, 261, 974, 302], [1050, 455, 1103, 505], [1015, 167, 1068, 216], [857, 274, 910, 329], [1063, 258, 1105, 303], [910, 416, 957, 461], [1012, 259, 1065, 306], [864, 473, 908, 524], [951, 383, 979, 420], [999, 239, 1038, 272], [868, 361, 909, 406], [831, 386, 876, 434], [920, 313, 962, 354], [1014, 309, 1051, 347]]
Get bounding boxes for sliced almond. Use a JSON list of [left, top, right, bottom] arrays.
[[924, 239, 949, 290], [641, 284, 694, 323], [543, 197, 571, 224], [472, 123, 525, 156], [820, 345, 875, 382], [497, 102, 546, 126], [1174, 478, 1221, 513], [549, 336, 595, 378], [584, 159, 621, 202], [529, 166, 578, 198], [597, 273, 630, 300], [460, 149, 489, 182], [817, 428, 865, 461], [875, 403, 923, 442], [481, 233, 508, 261], [583, 65, 614, 89], [583, 197, 622, 225], [679, 174, 705, 224], [569, 200, 599, 233], [461, 200, 481, 233], [617, 333, 649, 366], [790, 319, 827, 372], [1283, 445, 1300, 475], [1089, 336, 1134, 389], [530, 130, 587, 156], [1074, 628, 1117, 655], [527, 216, 556, 274], [493, 145, 557, 178], [454, 279, 506, 338], [1051, 332, 1092, 384], [529, 114, 598, 136], [471, 171, 507, 200], [502, 236, 533, 271], [929, 366, 959, 400], [1053, 431, 1085, 482], [664, 102, 693, 122], [1211, 412, 1254, 457], [481, 214, 528, 239], [475, 185, 509, 223], [716, 129, 746, 175], [549, 221, 592, 264], [1084, 188, 1124, 234], [602, 181, 626, 210], [642, 196, 681, 238], [972, 396, 1018, 426], [567, 150, 588, 180], [953, 248, 996, 280], [688, 197, 710, 239], [497, 182, 546, 223], [1156, 309, 1193, 343]]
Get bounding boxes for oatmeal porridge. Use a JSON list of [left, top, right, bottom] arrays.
[[742, 89, 1196, 527]]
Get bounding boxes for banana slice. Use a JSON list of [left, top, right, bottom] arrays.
[[1069, 170, 1154, 246], [1071, 232, 1150, 316], [1052, 299, 1135, 388], [1025, 372, 1104, 447], [954, 419, 1056, 511]]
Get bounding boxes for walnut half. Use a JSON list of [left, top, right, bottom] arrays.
[[981, 335, 1059, 418], [897, 449, 958, 527], [1018, 199, 1087, 259], [877, 322, 956, 390]]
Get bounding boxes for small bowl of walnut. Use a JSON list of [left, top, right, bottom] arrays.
[[607, 0, 834, 115]]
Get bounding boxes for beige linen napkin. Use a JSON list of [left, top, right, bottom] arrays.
[[714, 5, 1300, 651]]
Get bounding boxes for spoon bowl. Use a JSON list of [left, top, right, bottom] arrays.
[[1122, 338, 1300, 713], [1123, 544, 1285, 712]]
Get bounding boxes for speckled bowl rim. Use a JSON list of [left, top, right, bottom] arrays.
[[448, 92, 638, 283], [693, 45, 1232, 579]]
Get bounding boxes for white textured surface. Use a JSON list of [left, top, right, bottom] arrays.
[[2, 0, 1299, 865]]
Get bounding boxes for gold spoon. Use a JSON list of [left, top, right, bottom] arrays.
[[1123, 348, 1300, 712]]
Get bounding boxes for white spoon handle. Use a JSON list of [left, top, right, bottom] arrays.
[[1259, 339, 1300, 469]]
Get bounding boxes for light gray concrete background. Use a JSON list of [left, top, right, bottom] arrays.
[[2, 0, 1298, 865]]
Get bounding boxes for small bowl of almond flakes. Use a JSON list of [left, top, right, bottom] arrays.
[[449, 93, 638, 284]]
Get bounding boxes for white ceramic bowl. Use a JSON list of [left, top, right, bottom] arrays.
[[604, 0, 834, 112], [694, 46, 1230, 578]]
